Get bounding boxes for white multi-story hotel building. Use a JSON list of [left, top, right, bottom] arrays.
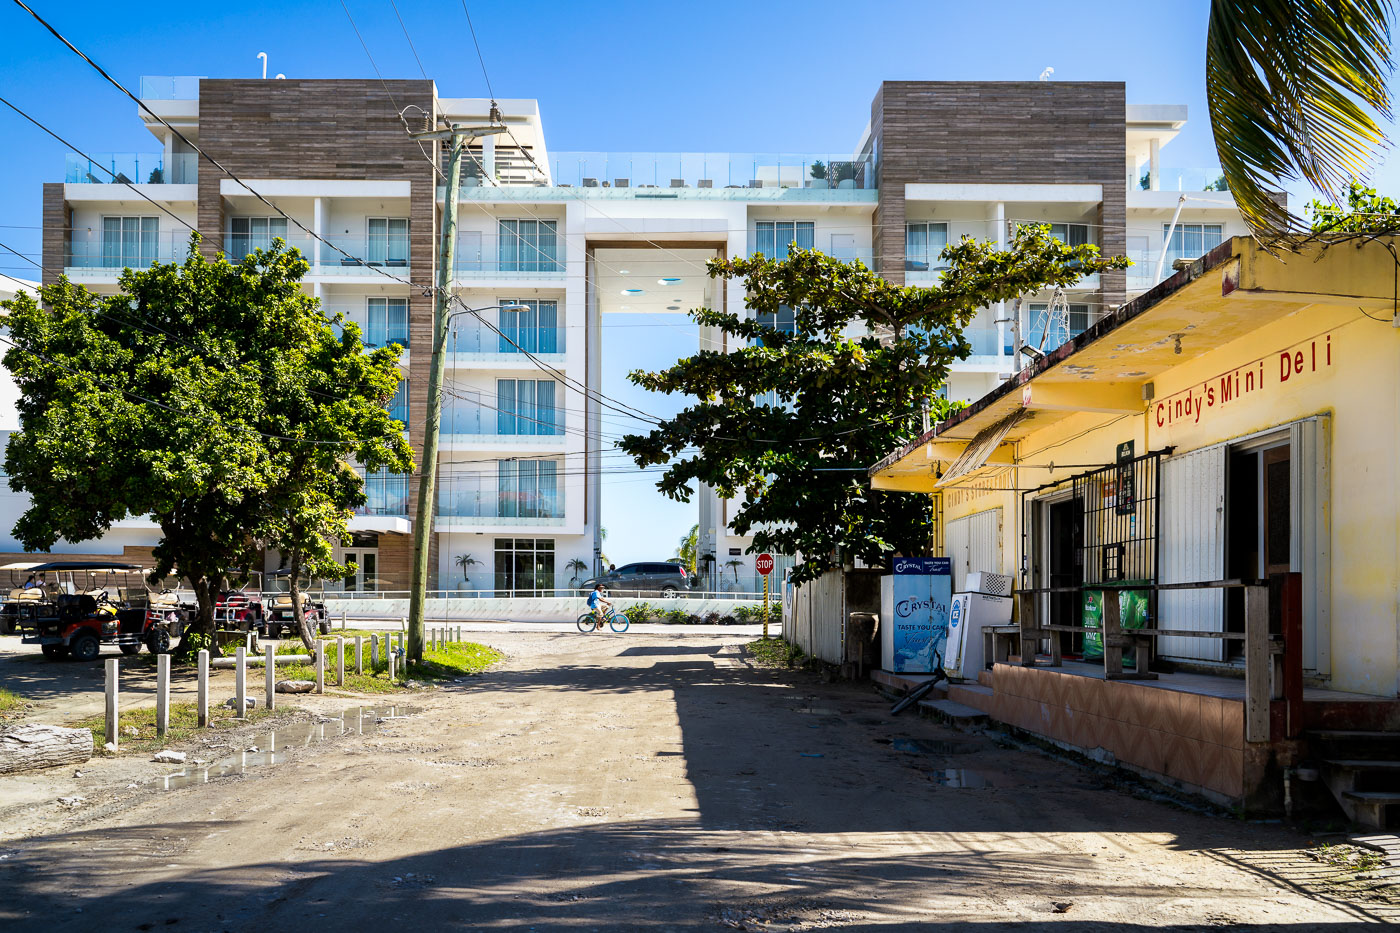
[[23, 77, 1248, 594]]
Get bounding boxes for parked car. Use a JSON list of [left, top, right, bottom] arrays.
[[579, 562, 696, 598]]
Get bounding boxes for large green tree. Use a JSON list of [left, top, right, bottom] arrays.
[[1207, 0, 1393, 232], [1307, 178, 1400, 231], [620, 227, 1130, 584], [1, 238, 411, 651]]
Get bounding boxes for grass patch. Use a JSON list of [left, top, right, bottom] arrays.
[[275, 637, 503, 694], [1307, 843, 1386, 874], [69, 701, 289, 755], [745, 637, 805, 669], [0, 686, 26, 720]]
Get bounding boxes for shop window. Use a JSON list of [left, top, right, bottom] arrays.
[[493, 537, 555, 596]]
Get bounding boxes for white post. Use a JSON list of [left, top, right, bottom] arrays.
[[355, 635, 364, 674], [315, 644, 325, 694], [265, 643, 276, 711], [197, 649, 210, 728], [156, 653, 170, 737], [371, 634, 379, 669], [456, 625, 462, 643], [337, 636, 345, 685], [104, 658, 119, 748], [1149, 136, 1162, 191], [341, 611, 346, 630], [235, 646, 247, 719], [388, 647, 397, 682]]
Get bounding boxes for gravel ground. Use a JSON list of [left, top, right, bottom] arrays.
[[0, 630, 1393, 931]]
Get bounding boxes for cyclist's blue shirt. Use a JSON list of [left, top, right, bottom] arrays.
[[587, 591, 601, 608]]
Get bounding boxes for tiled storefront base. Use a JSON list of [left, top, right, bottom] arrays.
[[987, 663, 1246, 801]]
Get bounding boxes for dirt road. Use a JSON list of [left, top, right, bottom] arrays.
[[0, 631, 1391, 930]]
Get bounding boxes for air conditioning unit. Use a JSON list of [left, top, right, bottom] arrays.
[[963, 571, 1013, 597]]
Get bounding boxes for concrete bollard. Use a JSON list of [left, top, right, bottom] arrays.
[[388, 647, 396, 682], [355, 635, 364, 675], [104, 658, 119, 749], [337, 637, 345, 685], [370, 634, 379, 669], [341, 611, 347, 630], [456, 625, 462, 643], [235, 646, 247, 719], [315, 644, 325, 694], [383, 634, 391, 669], [265, 643, 276, 711], [156, 653, 170, 737], [197, 650, 210, 728], [397, 632, 404, 657]]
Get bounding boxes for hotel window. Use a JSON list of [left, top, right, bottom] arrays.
[[754, 304, 797, 348], [366, 218, 409, 266], [365, 297, 409, 348], [1023, 302, 1092, 352], [499, 299, 559, 353], [386, 379, 409, 425], [498, 219, 558, 272], [905, 222, 949, 271], [102, 216, 159, 268], [1048, 223, 1090, 246], [229, 217, 289, 261], [496, 379, 560, 436], [1163, 223, 1223, 259], [755, 221, 814, 260], [497, 462, 560, 519]]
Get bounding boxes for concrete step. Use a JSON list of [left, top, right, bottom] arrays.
[[1326, 760, 1400, 770], [918, 698, 990, 728], [1342, 791, 1400, 831]]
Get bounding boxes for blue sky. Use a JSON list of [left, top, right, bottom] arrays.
[[1, 0, 1394, 565]]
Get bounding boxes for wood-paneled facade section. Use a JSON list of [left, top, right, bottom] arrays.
[[193, 79, 439, 584], [870, 81, 1127, 306]]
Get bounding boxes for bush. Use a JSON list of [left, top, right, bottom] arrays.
[[718, 615, 737, 625], [664, 608, 689, 625], [622, 602, 655, 625]]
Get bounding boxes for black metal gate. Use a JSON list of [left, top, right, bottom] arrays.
[[1070, 451, 1163, 615]]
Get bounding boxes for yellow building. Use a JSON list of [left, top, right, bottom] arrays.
[[870, 236, 1400, 822]]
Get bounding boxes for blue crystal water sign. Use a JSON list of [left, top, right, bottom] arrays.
[[888, 557, 952, 673]]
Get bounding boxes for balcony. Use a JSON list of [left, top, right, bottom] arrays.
[[1125, 248, 1210, 291], [65, 228, 190, 275], [323, 301, 411, 351], [65, 152, 196, 186], [139, 76, 200, 100], [1131, 165, 1228, 194], [313, 233, 410, 276], [437, 480, 565, 527], [445, 323, 565, 363], [442, 402, 566, 447], [454, 232, 564, 281], [551, 151, 874, 191]]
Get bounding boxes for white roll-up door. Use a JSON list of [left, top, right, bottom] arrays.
[[945, 508, 1002, 592], [1157, 446, 1227, 660]]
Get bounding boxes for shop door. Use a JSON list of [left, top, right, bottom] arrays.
[[1224, 441, 1290, 660], [1047, 498, 1081, 654], [341, 549, 377, 592], [1159, 446, 1226, 661]]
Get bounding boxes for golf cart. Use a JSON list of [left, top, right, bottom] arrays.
[[16, 561, 177, 661], [213, 570, 266, 638], [0, 561, 47, 634], [143, 577, 197, 654], [262, 569, 330, 639]]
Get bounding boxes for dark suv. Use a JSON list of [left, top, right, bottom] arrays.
[[581, 562, 695, 598]]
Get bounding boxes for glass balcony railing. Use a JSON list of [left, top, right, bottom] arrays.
[[1124, 248, 1212, 290], [65, 230, 189, 271], [226, 233, 316, 263], [1130, 166, 1230, 194], [548, 152, 875, 191], [355, 472, 409, 516], [437, 481, 565, 523], [454, 232, 564, 277], [65, 152, 197, 185], [447, 323, 565, 356], [442, 403, 566, 439], [139, 76, 201, 100], [322, 303, 411, 349], [315, 234, 411, 273]]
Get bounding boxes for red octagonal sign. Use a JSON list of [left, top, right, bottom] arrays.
[[755, 553, 775, 576]]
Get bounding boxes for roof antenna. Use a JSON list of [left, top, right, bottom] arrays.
[[1038, 66, 1055, 82], [257, 51, 268, 79]]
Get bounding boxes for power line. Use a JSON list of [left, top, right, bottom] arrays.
[[386, 0, 428, 80], [458, 1, 495, 102]]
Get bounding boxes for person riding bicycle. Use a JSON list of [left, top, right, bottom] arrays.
[[587, 583, 612, 631]]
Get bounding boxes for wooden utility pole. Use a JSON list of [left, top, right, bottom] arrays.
[[406, 117, 508, 662]]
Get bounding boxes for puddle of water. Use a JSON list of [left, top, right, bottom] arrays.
[[929, 769, 995, 788], [793, 707, 841, 716], [160, 706, 419, 790], [891, 738, 974, 756]]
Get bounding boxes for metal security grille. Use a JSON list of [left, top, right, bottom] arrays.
[[1071, 452, 1163, 598]]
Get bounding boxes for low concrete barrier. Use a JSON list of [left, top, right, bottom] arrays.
[[322, 596, 762, 624]]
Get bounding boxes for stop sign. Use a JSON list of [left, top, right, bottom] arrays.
[[755, 553, 775, 576]]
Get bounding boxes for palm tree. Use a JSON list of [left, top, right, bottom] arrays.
[[673, 523, 699, 574], [454, 553, 481, 588], [1207, 0, 1393, 233], [724, 558, 744, 591], [565, 558, 588, 585]]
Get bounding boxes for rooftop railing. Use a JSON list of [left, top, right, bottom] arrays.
[[139, 76, 201, 100], [548, 152, 874, 191], [65, 152, 197, 185]]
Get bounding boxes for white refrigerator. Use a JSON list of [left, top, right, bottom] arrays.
[[945, 592, 1012, 682]]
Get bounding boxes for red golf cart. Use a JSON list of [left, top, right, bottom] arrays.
[[16, 561, 182, 661]]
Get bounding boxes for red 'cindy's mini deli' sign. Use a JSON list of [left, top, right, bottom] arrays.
[[1154, 333, 1332, 428]]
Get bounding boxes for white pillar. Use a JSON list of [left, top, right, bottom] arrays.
[[337, 637, 345, 685], [265, 643, 276, 711], [355, 635, 364, 674], [313, 196, 326, 270], [315, 645, 325, 694], [156, 653, 170, 737], [993, 201, 1008, 366], [482, 135, 496, 182], [104, 658, 119, 748], [1149, 137, 1161, 192], [235, 646, 247, 719], [197, 649, 210, 728]]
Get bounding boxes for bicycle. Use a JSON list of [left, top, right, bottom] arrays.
[[576, 606, 629, 633]]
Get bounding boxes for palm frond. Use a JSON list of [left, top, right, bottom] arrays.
[[1207, 0, 1393, 233]]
